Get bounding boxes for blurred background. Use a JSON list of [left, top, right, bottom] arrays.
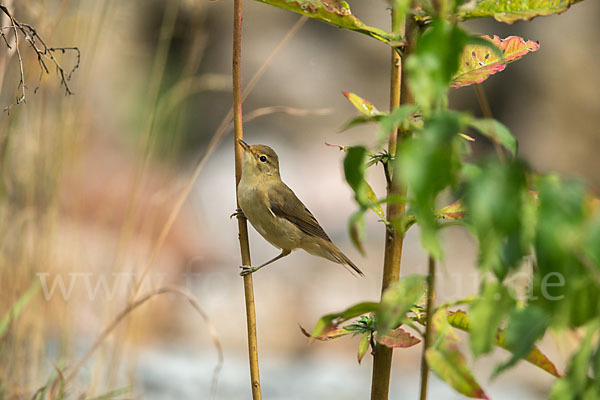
[[0, 0, 598, 398]]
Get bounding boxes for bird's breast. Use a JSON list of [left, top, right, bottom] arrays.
[[237, 180, 303, 250]]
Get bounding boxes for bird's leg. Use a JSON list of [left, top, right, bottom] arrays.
[[230, 208, 245, 219], [240, 249, 291, 276]]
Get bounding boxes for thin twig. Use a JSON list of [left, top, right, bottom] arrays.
[[0, 4, 79, 112], [419, 256, 436, 400], [473, 83, 505, 163], [243, 106, 332, 123], [233, 0, 262, 398]]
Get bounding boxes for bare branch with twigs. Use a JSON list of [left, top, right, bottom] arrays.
[[0, 4, 80, 113]]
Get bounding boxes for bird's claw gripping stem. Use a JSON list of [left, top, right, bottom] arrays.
[[240, 265, 257, 276], [230, 208, 245, 219]]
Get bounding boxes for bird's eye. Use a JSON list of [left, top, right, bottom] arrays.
[[259, 155, 267, 162]]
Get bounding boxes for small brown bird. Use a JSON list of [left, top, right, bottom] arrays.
[[236, 139, 363, 277]]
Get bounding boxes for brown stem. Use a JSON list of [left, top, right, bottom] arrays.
[[473, 83, 505, 163], [419, 256, 436, 400], [370, 6, 411, 400], [233, 0, 262, 398]]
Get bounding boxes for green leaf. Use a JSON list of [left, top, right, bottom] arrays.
[[447, 310, 561, 377], [0, 281, 39, 337], [378, 327, 421, 348], [406, 20, 469, 109], [348, 210, 366, 255], [344, 146, 368, 205], [463, 160, 530, 278], [253, 0, 394, 43], [365, 182, 385, 221], [457, 0, 585, 24], [469, 281, 516, 356], [493, 306, 551, 377], [469, 118, 518, 156], [533, 176, 599, 327], [427, 309, 489, 399], [310, 301, 378, 340], [377, 104, 418, 145], [453, 35, 539, 88], [357, 331, 371, 364], [550, 320, 599, 399], [377, 275, 426, 334], [400, 111, 466, 258]]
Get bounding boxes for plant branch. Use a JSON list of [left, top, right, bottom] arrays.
[[233, 0, 262, 398], [473, 83, 505, 163], [419, 256, 436, 400], [370, 4, 411, 399]]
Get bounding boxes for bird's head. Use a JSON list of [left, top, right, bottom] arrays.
[[238, 139, 280, 178]]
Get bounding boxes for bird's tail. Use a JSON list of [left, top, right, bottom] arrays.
[[325, 243, 364, 277]]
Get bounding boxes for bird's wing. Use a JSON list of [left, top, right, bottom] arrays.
[[268, 184, 332, 242]]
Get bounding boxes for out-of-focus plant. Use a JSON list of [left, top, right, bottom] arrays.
[[250, 0, 596, 399]]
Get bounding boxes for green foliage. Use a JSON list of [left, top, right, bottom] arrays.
[[253, 0, 394, 43], [447, 310, 561, 377], [310, 301, 378, 339], [426, 309, 489, 399], [269, 0, 596, 397], [0, 281, 38, 337], [399, 111, 467, 258], [550, 320, 599, 399], [533, 176, 600, 327], [468, 118, 517, 156], [463, 160, 532, 279], [493, 307, 551, 377], [456, 0, 585, 23], [377, 275, 426, 334], [406, 20, 468, 110], [469, 281, 515, 356]]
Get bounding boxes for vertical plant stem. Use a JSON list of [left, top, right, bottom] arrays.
[[233, 0, 262, 399], [419, 256, 436, 400], [370, 6, 407, 400], [473, 83, 505, 163]]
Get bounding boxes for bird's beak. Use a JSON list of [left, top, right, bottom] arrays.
[[237, 139, 251, 153]]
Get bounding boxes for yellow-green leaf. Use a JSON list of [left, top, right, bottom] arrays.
[[457, 0, 585, 24], [254, 0, 394, 43]]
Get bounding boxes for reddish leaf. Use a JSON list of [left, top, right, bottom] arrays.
[[453, 35, 539, 88], [309, 301, 378, 341], [378, 327, 421, 348], [457, 0, 585, 24], [342, 91, 381, 117], [447, 310, 562, 377], [299, 324, 352, 341], [436, 199, 466, 221]]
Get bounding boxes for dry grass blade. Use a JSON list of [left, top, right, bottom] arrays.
[[62, 285, 223, 399], [243, 106, 332, 124], [131, 15, 308, 299]]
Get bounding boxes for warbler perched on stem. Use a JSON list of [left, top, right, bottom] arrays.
[[235, 139, 363, 277]]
